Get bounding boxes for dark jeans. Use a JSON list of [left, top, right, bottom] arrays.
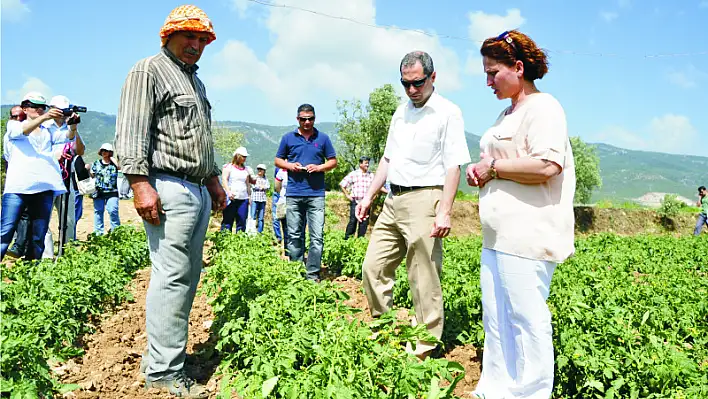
[[272, 193, 282, 241], [695, 213, 708, 236], [8, 206, 31, 256], [221, 199, 249, 233], [1, 191, 54, 260], [286, 196, 325, 280], [251, 201, 266, 233], [345, 200, 369, 239]]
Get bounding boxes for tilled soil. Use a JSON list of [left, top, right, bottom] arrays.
[[56, 269, 221, 399]]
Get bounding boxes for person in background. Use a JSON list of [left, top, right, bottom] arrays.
[[1, 92, 73, 260], [251, 164, 270, 233], [274, 103, 338, 281], [3, 105, 31, 259], [222, 146, 251, 233], [340, 156, 376, 239], [356, 51, 470, 360], [42, 95, 85, 257], [274, 167, 289, 253], [694, 186, 707, 236], [73, 155, 88, 239], [467, 30, 576, 399], [272, 166, 283, 243], [89, 143, 121, 235]]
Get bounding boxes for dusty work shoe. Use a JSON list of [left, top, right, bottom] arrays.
[[145, 371, 208, 398]]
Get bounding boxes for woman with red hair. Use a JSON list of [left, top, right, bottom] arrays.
[[467, 30, 576, 399]]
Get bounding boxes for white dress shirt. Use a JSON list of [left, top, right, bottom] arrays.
[[384, 92, 471, 187]]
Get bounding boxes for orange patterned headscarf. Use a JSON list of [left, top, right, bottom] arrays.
[[159, 5, 216, 46]]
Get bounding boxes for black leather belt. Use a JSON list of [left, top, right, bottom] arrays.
[[153, 169, 208, 185], [389, 184, 434, 196]]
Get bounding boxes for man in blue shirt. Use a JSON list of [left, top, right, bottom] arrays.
[[275, 104, 337, 281]]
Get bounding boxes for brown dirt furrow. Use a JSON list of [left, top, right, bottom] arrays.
[[56, 268, 220, 399]]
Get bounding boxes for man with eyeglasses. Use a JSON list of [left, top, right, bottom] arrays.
[[1, 92, 76, 260], [275, 104, 337, 282], [115, 5, 225, 397], [356, 51, 471, 360]]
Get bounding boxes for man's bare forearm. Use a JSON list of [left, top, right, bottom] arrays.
[[439, 167, 460, 215]]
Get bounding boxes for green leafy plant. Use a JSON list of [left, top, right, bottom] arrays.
[[1, 226, 149, 397], [202, 232, 465, 398]]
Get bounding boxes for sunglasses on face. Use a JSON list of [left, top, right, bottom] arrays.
[[400, 74, 429, 89], [298, 116, 315, 122], [27, 103, 47, 111], [9, 114, 21, 119]]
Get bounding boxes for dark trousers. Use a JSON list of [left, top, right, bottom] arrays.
[[345, 200, 369, 239], [221, 199, 249, 233], [1, 191, 54, 260], [8, 206, 31, 256]]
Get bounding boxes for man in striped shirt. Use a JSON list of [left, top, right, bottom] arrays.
[[114, 5, 224, 398], [339, 156, 376, 239]]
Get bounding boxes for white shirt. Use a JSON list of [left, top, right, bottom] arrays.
[[225, 164, 250, 200], [478, 93, 576, 262], [275, 169, 288, 203], [4, 120, 71, 195], [384, 92, 471, 186]]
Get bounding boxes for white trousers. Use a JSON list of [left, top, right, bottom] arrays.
[[473, 248, 556, 399]]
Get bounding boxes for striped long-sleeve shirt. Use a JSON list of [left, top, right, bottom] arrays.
[[115, 47, 219, 178]]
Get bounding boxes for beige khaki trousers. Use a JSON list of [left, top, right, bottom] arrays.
[[362, 188, 443, 355]]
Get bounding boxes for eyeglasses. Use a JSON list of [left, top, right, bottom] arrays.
[[496, 31, 518, 53], [400, 74, 429, 89], [298, 116, 315, 122], [9, 114, 21, 119]]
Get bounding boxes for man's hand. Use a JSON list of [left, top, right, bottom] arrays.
[[45, 108, 64, 120], [355, 196, 372, 222], [430, 211, 452, 238], [284, 162, 302, 172], [205, 176, 227, 211], [305, 164, 322, 173], [131, 179, 165, 226]]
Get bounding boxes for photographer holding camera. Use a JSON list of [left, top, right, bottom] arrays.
[[41, 95, 86, 257], [0, 92, 79, 260]]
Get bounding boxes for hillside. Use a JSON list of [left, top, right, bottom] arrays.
[[2, 105, 705, 200]]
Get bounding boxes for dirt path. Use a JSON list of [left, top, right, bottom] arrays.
[[56, 268, 220, 399]]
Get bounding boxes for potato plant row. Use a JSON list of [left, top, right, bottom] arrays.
[[322, 232, 708, 398]]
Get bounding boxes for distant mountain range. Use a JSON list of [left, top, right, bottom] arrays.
[[2, 105, 706, 201]]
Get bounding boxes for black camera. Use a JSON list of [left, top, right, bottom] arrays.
[[61, 105, 87, 125], [61, 105, 87, 116]]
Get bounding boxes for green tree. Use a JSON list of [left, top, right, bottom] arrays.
[[212, 123, 245, 166], [327, 84, 400, 190], [570, 136, 602, 204]]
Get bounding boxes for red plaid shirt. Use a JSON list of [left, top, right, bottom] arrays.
[[339, 169, 374, 201]]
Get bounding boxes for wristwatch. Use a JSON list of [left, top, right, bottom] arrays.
[[489, 158, 498, 179]]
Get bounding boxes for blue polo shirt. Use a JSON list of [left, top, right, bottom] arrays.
[[275, 128, 336, 197]]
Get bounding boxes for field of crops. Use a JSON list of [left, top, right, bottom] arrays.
[[2, 226, 706, 398], [322, 232, 708, 398]]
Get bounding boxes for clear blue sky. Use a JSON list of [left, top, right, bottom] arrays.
[[2, 0, 707, 156]]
